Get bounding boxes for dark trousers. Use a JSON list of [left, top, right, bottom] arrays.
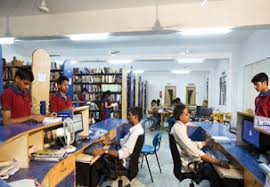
[[76, 155, 125, 187], [198, 162, 222, 187]]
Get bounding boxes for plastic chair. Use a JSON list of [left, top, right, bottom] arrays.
[[140, 132, 162, 182]]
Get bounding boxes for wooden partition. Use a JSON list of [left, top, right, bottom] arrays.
[[31, 49, 51, 114]]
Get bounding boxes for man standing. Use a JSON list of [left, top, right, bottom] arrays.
[[251, 72, 270, 117], [49, 75, 73, 113], [1, 68, 44, 125]]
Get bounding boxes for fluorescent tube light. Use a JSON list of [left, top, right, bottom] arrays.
[[177, 58, 204, 64], [134, 70, 144, 74], [0, 37, 15, 44], [180, 27, 232, 36], [67, 33, 109, 41], [171, 70, 191, 74], [108, 60, 133, 65]]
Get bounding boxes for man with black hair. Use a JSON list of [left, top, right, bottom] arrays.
[[251, 72, 270, 117], [1, 68, 44, 125], [80, 107, 144, 187], [171, 104, 229, 187], [49, 75, 72, 113]]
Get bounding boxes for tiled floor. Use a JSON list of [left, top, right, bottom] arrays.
[[102, 121, 210, 187]]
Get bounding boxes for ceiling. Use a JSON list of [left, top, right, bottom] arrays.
[[0, 0, 222, 17], [2, 27, 258, 73]]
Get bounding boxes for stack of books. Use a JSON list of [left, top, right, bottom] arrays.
[[30, 149, 67, 162]]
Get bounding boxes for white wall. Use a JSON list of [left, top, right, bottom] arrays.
[[208, 59, 229, 112], [143, 71, 209, 107], [229, 30, 270, 127]]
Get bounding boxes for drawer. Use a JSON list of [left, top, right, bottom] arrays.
[[48, 155, 75, 187]]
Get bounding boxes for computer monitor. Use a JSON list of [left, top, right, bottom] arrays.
[[196, 106, 213, 116], [73, 113, 83, 133], [242, 119, 260, 149], [242, 119, 270, 152]]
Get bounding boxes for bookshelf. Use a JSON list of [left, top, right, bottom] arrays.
[[2, 57, 31, 89], [127, 70, 135, 110], [73, 67, 123, 121], [49, 62, 63, 97], [143, 80, 148, 115]]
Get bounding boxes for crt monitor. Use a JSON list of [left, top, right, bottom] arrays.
[[242, 119, 260, 149], [73, 113, 83, 133]]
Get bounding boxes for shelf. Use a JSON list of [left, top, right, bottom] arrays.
[[3, 79, 14, 81], [73, 82, 122, 85], [73, 73, 122, 76], [3, 65, 31, 69], [50, 69, 63, 72], [74, 91, 121, 94]]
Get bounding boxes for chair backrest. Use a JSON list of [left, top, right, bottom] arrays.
[[152, 132, 162, 151], [169, 134, 183, 180], [127, 134, 145, 180]]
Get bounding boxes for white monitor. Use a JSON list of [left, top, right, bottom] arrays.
[[73, 114, 83, 133]]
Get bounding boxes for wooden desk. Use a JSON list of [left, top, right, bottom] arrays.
[[0, 118, 127, 187], [159, 110, 172, 129]]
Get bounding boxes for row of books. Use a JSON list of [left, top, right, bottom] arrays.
[[73, 67, 122, 74], [51, 62, 63, 70], [73, 93, 102, 101], [74, 85, 101, 93], [50, 72, 61, 82], [101, 85, 122, 92], [73, 75, 122, 83]]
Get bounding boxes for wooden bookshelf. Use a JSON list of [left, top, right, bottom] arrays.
[[2, 59, 31, 89], [73, 67, 124, 122], [49, 62, 63, 97]]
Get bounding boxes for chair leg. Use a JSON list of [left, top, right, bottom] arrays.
[[141, 154, 144, 168], [154, 152, 162, 173], [145, 155, 154, 183], [118, 177, 123, 187]]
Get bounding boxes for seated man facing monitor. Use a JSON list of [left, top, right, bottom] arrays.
[[88, 107, 144, 187], [1, 68, 44, 125], [170, 104, 229, 187], [49, 75, 73, 113]]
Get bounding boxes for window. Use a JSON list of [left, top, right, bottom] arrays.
[[219, 72, 226, 105]]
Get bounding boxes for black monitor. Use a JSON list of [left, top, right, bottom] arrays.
[[196, 106, 213, 116], [242, 119, 270, 151], [73, 114, 83, 133]]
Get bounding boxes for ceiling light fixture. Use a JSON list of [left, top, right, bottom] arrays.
[[108, 59, 133, 65], [171, 70, 191, 74], [67, 33, 110, 41], [134, 70, 144, 74], [180, 27, 233, 36], [177, 58, 205, 64], [0, 37, 15, 45]]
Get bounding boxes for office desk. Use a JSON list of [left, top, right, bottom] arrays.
[[0, 118, 127, 187], [192, 122, 264, 187]]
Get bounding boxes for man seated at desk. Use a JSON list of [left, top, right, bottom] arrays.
[[87, 107, 144, 187], [1, 68, 45, 125], [49, 75, 73, 113], [170, 104, 229, 187]]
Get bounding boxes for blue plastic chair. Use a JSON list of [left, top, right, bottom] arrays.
[[140, 132, 162, 182]]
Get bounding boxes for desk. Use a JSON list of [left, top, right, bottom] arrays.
[[192, 122, 264, 187], [159, 111, 172, 129], [0, 118, 127, 187]]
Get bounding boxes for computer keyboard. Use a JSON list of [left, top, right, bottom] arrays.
[[206, 149, 230, 163], [84, 143, 104, 155]]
